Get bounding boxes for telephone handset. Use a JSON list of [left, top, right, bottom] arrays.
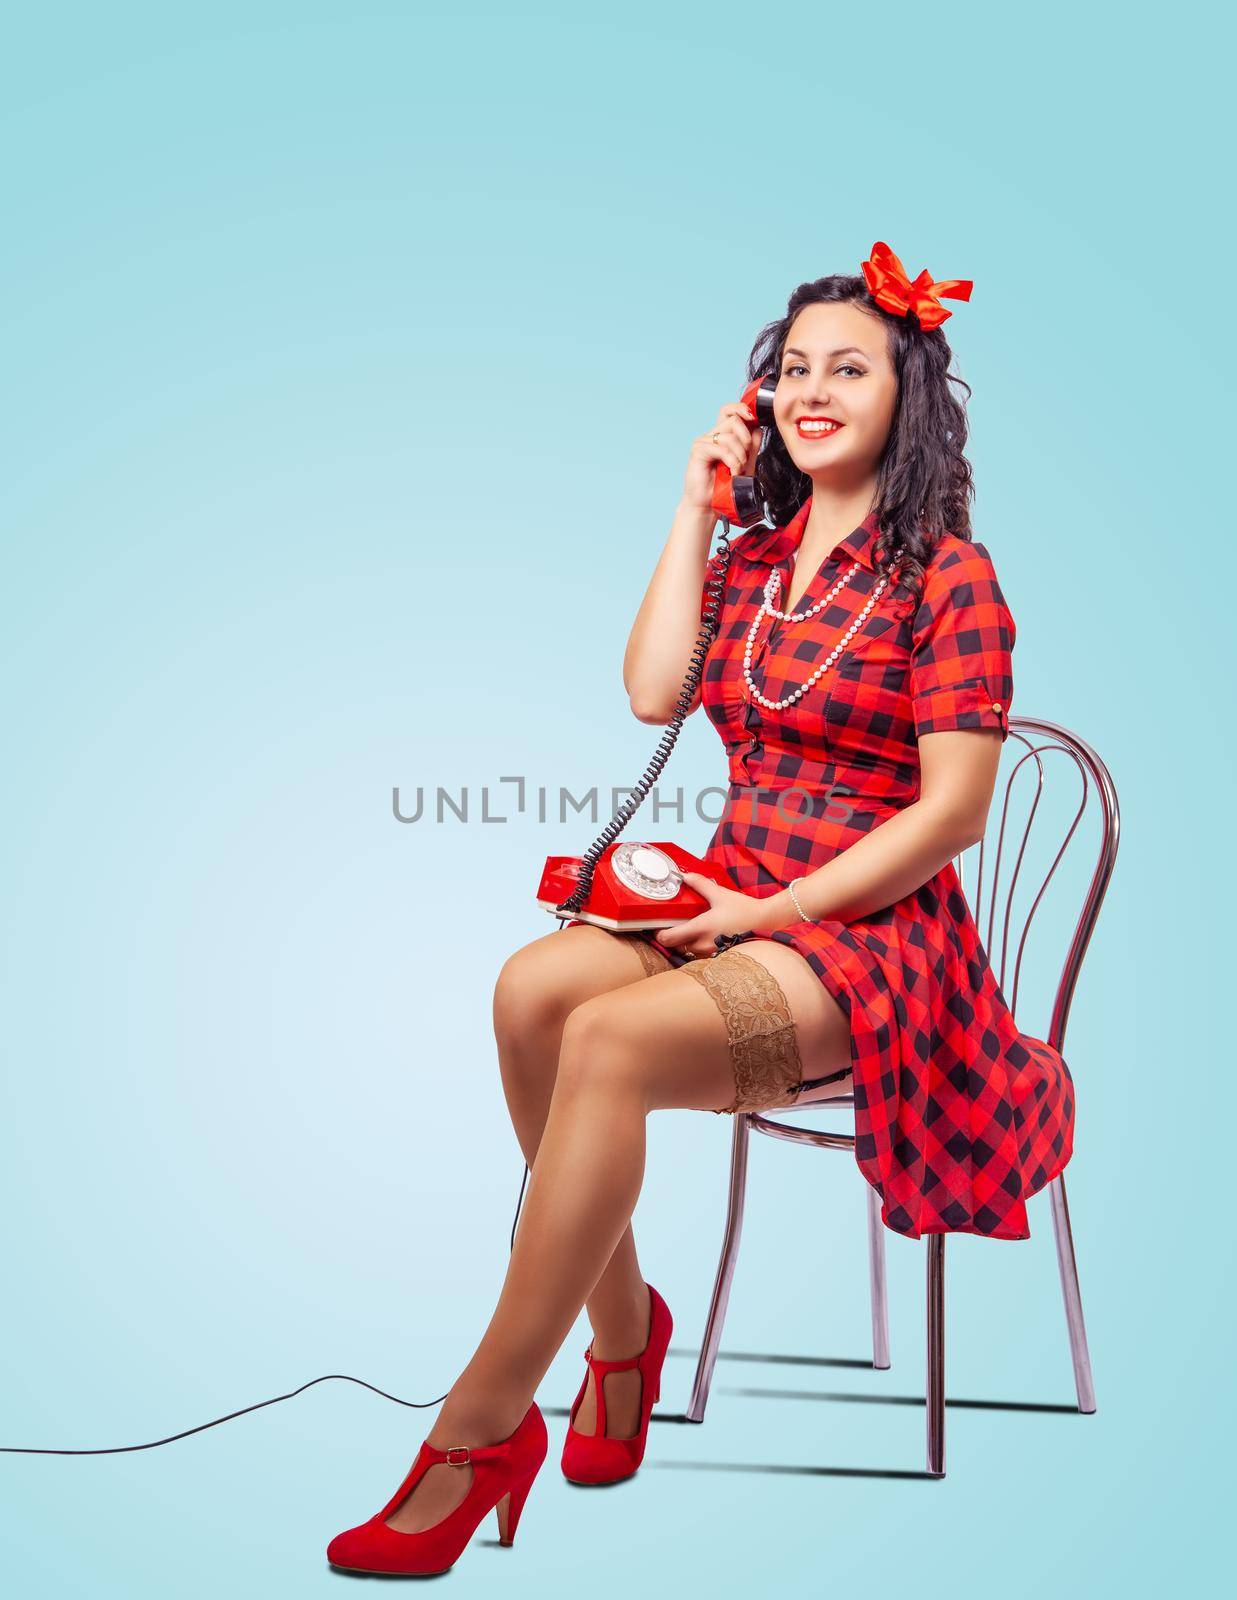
[[539, 375, 779, 932]]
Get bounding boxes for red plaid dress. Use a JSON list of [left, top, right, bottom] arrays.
[[683, 496, 1074, 1241]]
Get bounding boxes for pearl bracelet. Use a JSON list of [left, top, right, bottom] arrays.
[[787, 877, 809, 922]]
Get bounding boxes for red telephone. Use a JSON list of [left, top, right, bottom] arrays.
[[536, 842, 736, 932], [540, 375, 779, 931]]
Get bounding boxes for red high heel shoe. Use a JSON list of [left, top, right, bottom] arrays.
[[326, 1400, 548, 1576], [561, 1282, 673, 1485]]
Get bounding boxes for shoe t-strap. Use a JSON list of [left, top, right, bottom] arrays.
[[582, 1341, 643, 1437]]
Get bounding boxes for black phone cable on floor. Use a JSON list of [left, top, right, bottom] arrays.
[[0, 1164, 534, 1457], [2, 513, 740, 1458]]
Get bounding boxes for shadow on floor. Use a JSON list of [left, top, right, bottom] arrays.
[[537, 1344, 1081, 1481]]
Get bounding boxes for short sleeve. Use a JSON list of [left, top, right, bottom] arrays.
[[910, 539, 1016, 741]]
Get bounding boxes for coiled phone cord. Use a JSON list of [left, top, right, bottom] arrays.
[[1, 525, 736, 1458], [553, 518, 735, 917]]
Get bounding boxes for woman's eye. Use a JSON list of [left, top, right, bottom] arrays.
[[782, 363, 865, 377]]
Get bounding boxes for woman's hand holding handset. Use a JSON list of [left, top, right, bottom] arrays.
[[623, 398, 760, 724], [680, 400, 761, 515]]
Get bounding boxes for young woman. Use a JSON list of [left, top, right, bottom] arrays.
[[327, 242, 1076, 1576]]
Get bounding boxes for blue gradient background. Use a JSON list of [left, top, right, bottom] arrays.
[[2, 3, 1229, 1594]]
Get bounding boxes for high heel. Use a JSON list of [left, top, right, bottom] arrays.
[[326, 1400, 548, 1575], [494, 1466, 539, 1546], [561, 1282, 673, 1485]]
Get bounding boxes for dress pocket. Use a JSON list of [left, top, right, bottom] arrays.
[[839, 607, 900, 664], [822, 609, 917, 753]]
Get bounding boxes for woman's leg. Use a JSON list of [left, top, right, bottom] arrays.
[[493, 924, 675, 1439], [385, 935, 850, 1533]]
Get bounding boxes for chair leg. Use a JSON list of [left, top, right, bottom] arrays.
[[686, 1112, 752, 1423], [926, 1234, 945, 1477], [867, 1184, 891, 1370], [1048, 1173, 1097, 1413]]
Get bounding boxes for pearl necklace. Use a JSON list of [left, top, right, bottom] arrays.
[[742, 560, 890, 711]]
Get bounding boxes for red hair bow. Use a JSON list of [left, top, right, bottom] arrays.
[[860, 240, 973, 331]]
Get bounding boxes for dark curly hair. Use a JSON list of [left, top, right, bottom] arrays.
[[746, 274, 975, 605]]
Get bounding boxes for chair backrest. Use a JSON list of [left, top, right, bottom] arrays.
[[953, 717, 1120, 1057]]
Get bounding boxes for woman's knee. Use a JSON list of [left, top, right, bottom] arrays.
[[492, 939, 571, 1048], [556, 994, 648, 1102], [493, 924, 658, 1048]]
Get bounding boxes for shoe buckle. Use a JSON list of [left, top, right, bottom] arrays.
[[444, 1445, 471, 1466]]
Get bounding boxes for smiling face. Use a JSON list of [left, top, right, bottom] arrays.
[[772, 300, 898, 487]]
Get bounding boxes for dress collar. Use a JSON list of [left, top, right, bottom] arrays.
[[731, 496, 880, 575]]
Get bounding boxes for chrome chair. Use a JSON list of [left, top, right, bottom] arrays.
[[684, 717, 1119, 1477]]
